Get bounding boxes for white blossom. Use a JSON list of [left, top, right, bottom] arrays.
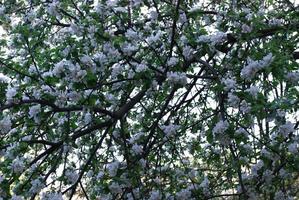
[[0, 6, 5, 15], [11, 157, 25, 173], [139, 159, 147, 168], [241, 24, 252, 33], [107, 0, 118, 7], [227, 92, 240, 107], [279, 168, 288, 179], [109, 182, 123, 194], [262, 169, 273, 184], [125, 29, 139, 40], [182, 46, 194, 60], [167, 57, 179, 67], [132, 0, 142, 6], [241, 60, 262, 80], [21, 135, 31, 142], [136, 63, 148, 73], [288, 142, 298, 154], [115, 5, 129, 12], [235, 128, 248, 138], [176, 188, 191, 200], [149, 9, 158, 21], [199, 176, 209, 188], [69, 23, 82, 36], [241, 53, 274, 80], [279, 121, 294, 138], [80, 55, 94, 67], [94, 52, 107, 65], [147, 31, 163, 44], [28, 65, 37, 74], [29, 178, 44, 194], [167, 72, 187, 86], [276, 109, 286, 117], [246, 85, 259, 98], [52, 59, 72, 76], [222, 78, 236, 91], [107, 161, 120, 177], [210, 32, 227, 44], [0, 1, 297, 198], [6, 87, 17, 102], [212, 120, 229, 134], [260, 53, 274, 67], [11, 195, 23, 200], [269, 18, 282, 26], [154, 177, 161, 184], [41, 192, 63, 200], [285, 72, 299, 84], [132, 143, 143, 155], [0, 73, 10, 83], [67, 91, 81, 102], [0, 116, 12, 134], [161, 124, 180, 137], [122, 43, 137, 55], [47, 1, 60, 17], [97, 171, 105, 179], [29, 104, 41, 122], [74, 69, 87, 82], [65, 169, 78, 184], [240, 100, 251, 113], [111, 63, 122, 79], [242, 143, 253, 152], [179, 12, 187, 24], [251, 160, 264, 176], [149, 190, 162, 200], [274, 191, 289, 200], [245, 13, 253, 20], [84, 112, 92, 124], [61, 46, 71, 57], [197, 35, 210, 43]]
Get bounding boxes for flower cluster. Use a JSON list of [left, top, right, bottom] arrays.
[[166, 72, 187, 86], [0, 116, 12, 134], [241, 53, 274, 80], [212, 120, 229, 134]]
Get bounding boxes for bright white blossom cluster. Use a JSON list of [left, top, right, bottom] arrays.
[[198, 31, 227, 45], [241, 53, 274, 80], [29, 104, 41, 123], [6, 87, 17, 103], [166, 72, 187, 86], [161, 124, 180, 137]]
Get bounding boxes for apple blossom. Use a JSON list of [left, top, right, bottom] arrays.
[[0, 0, 298, 199]]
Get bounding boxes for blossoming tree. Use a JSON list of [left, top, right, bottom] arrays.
[[0, 0, 298, 199]]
